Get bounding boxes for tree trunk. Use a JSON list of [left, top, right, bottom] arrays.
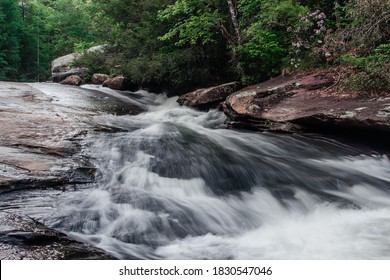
[[21, 0, 26, 21], [226, 0, 242, 45]]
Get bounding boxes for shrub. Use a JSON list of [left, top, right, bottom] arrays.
[[74, 49, 112, 82], [342, 0, 390, 54], [289, 10, 344, 64], [340, 43, 390, 91], [238, 30, 285, 83]]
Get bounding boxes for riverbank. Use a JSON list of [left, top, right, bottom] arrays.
[[176, 68, 390, 147], [1, 80, 390, 260], [0, 81, 142, 259]]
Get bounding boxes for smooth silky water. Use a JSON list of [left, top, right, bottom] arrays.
[[2, 84, 390, 259]]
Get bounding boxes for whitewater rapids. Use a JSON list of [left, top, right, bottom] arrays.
[[7, 84, 390, 259]]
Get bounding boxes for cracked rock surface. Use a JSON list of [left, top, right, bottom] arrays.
[[0, 211, 113, 260], [0, 81, 141, 259], [223, 72, 390, 135]]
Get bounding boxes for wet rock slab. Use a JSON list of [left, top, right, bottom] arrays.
[[0, 82, 143, 194], [0, 82, 97, 194], [178, 81, 243, 109], [0, 81, 143, 259], [223, 72, 390, 135], [0, 211, 113, 259]]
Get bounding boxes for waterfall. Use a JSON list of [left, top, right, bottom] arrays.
[[7, 84, 390, 259]]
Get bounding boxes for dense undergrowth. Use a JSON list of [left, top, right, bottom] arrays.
[[1, 0, 389, 93]]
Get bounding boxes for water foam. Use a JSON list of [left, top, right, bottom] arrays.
[[15, 86, 390, 259]]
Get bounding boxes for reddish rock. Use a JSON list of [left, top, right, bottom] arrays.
[[223, 72, 390, 134], [102, 76, 139, 91], [177, 82, 243, 109], [102, 76, 126, 90], [92, 73, 109, 85], [59, 75, 83, 86]]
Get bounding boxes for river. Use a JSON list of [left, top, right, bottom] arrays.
[[2, 84, 390, 259]]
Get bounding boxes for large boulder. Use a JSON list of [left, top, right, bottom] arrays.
[[52, 67, 88, 83], [51, 53, 80, 74], [102, 76, 139, 91], [51, 45, 106, 74], [177, 81, 243, 109], [51, 45, 106, 83], [223, 72, 390, 135], [59, 75, 83, 86], [92, 73, 109, 85]]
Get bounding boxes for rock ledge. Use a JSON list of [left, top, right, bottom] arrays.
[[223, 72, 390, 135]]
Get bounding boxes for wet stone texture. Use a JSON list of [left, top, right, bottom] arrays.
[[0, 82, 96, 194], [223, 72, 390, 136], [0, 82, 142, 194], [0, 211, 113, 260], [177, 81, 243, 110], [0, 81, 141, 259]]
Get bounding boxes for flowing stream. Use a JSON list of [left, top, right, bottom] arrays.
[[3, 84, 390, 259]]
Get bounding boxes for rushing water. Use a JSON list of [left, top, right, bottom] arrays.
[[4, 84, 390, 259]]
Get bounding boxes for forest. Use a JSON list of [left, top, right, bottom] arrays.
[[2, 0, 390, 264], [1, 0, 389, 92]]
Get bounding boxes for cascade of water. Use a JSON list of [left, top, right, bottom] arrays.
[[7, 84, 390, 259]]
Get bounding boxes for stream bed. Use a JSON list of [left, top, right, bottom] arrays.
[[1, 84, 390, 259]]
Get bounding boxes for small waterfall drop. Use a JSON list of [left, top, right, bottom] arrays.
[[6, 84, 390, 259]]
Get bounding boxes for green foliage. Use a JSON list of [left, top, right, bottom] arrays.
[[341, 43, 390, 91], [374, 43, 390, 56], [74, 42, 96, 54], [157, 0, 309, 84], [339, 53, 364, 68], [238, 0, 308, 81], [158, 0, 223, 46], [253, 0, 308, 30], [88, 0, 175, 86], [0, 0, 22, 79], [340, 44, 390, 68], [1, 0, 388, 92], [0, 0, 97, 81], [73, 50, 111, 81], [342, 0, 390, 54], [89, 0, 234, 90], [48, 0, 96, 57], [238, 30, 285, 83], [155, 0, 236, 88]]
